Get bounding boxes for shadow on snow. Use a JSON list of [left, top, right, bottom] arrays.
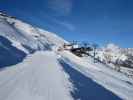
[[59, 59, 122, 100], [0, 36, 26, 68]]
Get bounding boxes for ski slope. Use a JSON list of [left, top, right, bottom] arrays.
[[0, 51, 73, 100], [0, 12, 133, 100], [59, 51, 133, 100], [0, 50, 133, 100]]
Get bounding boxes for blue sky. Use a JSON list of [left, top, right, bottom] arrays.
[[0, 0, 133, 47]]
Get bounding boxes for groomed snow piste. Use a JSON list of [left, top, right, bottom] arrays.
[[0, 51, 73, 100]]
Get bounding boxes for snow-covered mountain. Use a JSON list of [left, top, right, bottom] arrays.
[[0, 12, 68, 67], [96, 43, 133, 68], [0, 12, 133, 100], [0, 12, 67, 53]]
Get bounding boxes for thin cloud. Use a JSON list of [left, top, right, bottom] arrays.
[[48, 0, 73, 16], [35, 11, 75, 31], [52, 18, 75, 31], [58, 21, 75, 31]]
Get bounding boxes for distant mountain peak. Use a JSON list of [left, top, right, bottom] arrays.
[[106, 43, 120, 50]]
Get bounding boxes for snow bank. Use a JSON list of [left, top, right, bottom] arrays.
[[60, 51, 133, 100]]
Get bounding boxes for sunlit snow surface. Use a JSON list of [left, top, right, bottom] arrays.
[[0, 52, 73, 100], [60, 51, 133, 100], [59, 59, 121, 100]]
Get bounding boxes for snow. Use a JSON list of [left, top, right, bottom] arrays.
[[11, 39, 29, 54], [0, 12, 133, 100], [59, 51, 133, 100], [0, 51, 73, 100], [96, 43, 133, 77], [106, 43, 120, 51], [97, 43, 131, 63], [0, 14, 67, 53]]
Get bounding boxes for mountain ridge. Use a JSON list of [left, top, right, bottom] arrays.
[[0, 11, 67, 53]]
